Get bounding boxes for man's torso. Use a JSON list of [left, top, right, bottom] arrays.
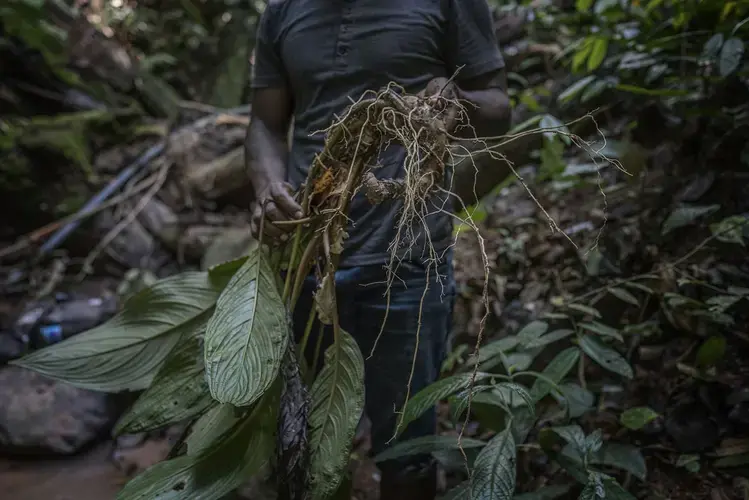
[[265, 0, 455, 267]]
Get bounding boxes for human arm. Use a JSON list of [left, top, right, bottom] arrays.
[[246, 87, 302, 241], [454, 69, 511, 139], [435, 0, 514, 208], [246, 6, 302, 242]]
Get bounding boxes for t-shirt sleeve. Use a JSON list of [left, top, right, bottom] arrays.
[[250, 7, 287, 89], [444, 0, 505, 81]]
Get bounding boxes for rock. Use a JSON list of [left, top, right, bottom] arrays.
[[0, 366, 117, 455], [137, 198, 180, 251], [94, 210, 176, 276], [0, 332, 25, 365], [185, 146, 248, 200], [201, 226, 256, 269], [112, 436, 170, 477]]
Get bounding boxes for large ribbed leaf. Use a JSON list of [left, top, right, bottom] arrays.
[[114, 316, 213, 435], [185, 404, 242, 456], [117, 387, 277, 500], [12, 271, 233, 392], [398, 372, 492, 436], [470, 426, 516, 500], [204, 248, 289, 406], [308, 329, 365, 500]]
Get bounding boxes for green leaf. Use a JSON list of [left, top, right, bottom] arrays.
[[707, 295, 742, 313], [539, 114, 570, 142], [12, 272, 229, 392], [524, 329, 575, 349], [573, 38, 594, 73], [581, 78, 613, 103], [607, 287, 640, 306], [550, 425, 586, 452], [114, 318, 213, 435], [562, 441, 647, 481], [661, 205, 720, 235], [470, 426, 516, 500], [400, 372, 492, 433], [714, 453, 749, 468], [676, 454, 701, 472], [587, 37, 609, 72], [555, 382, 594, 418], [511, 349, 579, 444], [508, 115, 543, 135], [530, 347, 581, 402], [185, 404, 241, 456], [517, 321, 549, 346], [466, 337, 519, 370], [620, 407, 659, 430], [579, 322, 623, 342], [308, 329, 365, 500], [558, 76, 596, 103], [614, 84, 689, 97], [474, 383, 536, 418], [579, 336, 633, 379], [575, 0, 594, 12], [720, 37, 745, 76], [566, 303, 602, 318], [178, 0, 206, 25], [594, 443, 647, 481], [117, 388, 276, 500], [594, 0, 619, 14], [494, 383, 536, 414], [374, 435, 486, 463], [622, 282, 654, 294], [702, 33, 724, 59], [695, 335, 727, 368], [579, 472, 636, 500], [710, 216, 747, 246], [204, 248, 289, 407]]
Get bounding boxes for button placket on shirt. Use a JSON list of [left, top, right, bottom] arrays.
[[336, 4, 353, 61]]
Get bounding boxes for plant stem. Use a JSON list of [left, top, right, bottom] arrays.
[[282, 225, 304, 303], [311, 324, 326, 382], [578, 352, 587, 390], [299, 308, 317, 356], [271, 245, 284, 274], [290, 234, 321, 309]]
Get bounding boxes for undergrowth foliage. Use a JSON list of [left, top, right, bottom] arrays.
[[9, 1, 749, 499], [9, 76, 622, 499]]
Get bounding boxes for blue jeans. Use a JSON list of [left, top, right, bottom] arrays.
[[292, 253, 455, 476]]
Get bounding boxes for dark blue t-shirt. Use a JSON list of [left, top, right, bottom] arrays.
[[251, 0, 504, 267]]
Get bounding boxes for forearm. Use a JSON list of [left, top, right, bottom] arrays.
[[448, 86, 513, 209], [245, 120, 289, 195], [456, 87, 512, 139]]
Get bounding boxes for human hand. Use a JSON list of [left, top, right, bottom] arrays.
[[419, 77, 460, 133], [250, 180, 303, 244]]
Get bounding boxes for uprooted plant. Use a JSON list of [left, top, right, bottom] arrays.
[[11, 82, 621, 500]]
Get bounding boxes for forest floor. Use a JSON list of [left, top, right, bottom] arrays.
[[1, 163, 747, 500]]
